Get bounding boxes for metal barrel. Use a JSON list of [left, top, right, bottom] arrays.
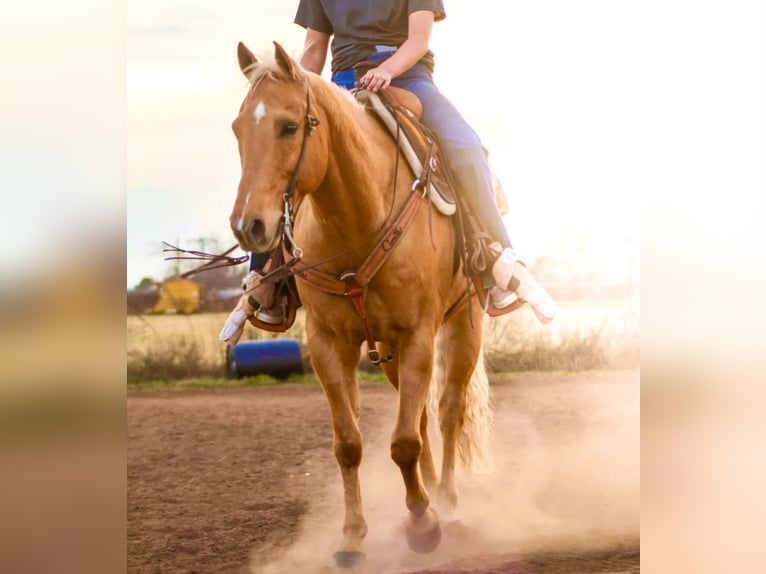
[[226, 339, 303, 379]]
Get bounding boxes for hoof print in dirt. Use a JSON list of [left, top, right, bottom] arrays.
[[330, 551, 366, 569]]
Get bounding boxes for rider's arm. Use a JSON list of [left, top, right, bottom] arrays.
[[299, 28, 331, 75], [360, 10, 435, 92]]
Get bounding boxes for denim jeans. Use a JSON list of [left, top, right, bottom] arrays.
[[250, 251, 269, 271], [331, 54, 512, 249]]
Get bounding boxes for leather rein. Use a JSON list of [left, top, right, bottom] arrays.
[[277, 83, 437, 365]]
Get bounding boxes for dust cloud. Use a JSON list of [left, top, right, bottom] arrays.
[[251, 372, 639, 573]]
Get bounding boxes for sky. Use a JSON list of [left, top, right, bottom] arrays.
[[127, 1, 649, 287]]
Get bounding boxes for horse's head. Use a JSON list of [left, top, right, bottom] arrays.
[[229, 42, 328, 253]]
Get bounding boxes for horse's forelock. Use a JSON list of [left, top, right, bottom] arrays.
[[242, 51, 364, 118], [245, 52, 303, 91]]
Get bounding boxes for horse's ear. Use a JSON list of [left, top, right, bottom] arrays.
[[237, 42, 258, 77], [273, 41, 299, 79]]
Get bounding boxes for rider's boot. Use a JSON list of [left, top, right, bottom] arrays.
[[219, 265, 281, 345], [488, 242, 558, 324]]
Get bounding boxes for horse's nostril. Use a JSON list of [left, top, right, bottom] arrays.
[[250, 218, 266, 243]]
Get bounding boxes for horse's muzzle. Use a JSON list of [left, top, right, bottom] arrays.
[[231, 215, 279, 253]]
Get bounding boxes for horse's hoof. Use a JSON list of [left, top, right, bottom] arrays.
[[405, 509, 442, 554], [330, 551, 366, 569]]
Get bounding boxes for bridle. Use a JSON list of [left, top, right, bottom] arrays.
[[281, 83, 320, 261], [160, 81, 319, 277]]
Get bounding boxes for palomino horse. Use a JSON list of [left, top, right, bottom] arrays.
[[229, 42, 492, 567]]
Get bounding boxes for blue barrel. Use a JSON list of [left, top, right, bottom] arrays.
[[226, 339, 303, 379]]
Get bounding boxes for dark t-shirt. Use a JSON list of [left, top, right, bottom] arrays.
[[294, 0, 446, 73]]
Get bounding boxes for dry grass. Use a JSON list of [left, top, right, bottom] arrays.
[[127, 298, 639, 383], [127, 312, 308, 383], [483, 298, 640, 372]]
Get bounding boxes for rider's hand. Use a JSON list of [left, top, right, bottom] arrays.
[[360, 66, 393, 92]]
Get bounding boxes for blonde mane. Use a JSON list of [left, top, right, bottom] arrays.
[[243, 51, 363, 111]]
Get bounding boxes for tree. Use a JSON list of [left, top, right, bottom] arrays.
[[135, 276, 157, 290]]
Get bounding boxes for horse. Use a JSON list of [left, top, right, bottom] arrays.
[[228, 41, 492, 568]]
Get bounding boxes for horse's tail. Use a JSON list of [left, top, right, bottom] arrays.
[[430, 328, 493, 474], [459, 349, 494, 473]]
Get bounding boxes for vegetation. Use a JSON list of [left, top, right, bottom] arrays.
[[128, 299, 639, 387]]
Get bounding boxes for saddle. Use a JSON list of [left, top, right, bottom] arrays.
[[356, 88, 456, 216], [356, 86, 509, 216]]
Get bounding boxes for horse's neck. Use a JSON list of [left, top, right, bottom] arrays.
[[308, 85, 395, 244]]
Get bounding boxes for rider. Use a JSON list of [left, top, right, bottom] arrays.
[[220, 0, 556, 345]]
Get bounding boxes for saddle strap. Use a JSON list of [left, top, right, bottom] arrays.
[[290, 185, 426, 293], [341, 274, 390, 364], [289, 160, 434, 364]]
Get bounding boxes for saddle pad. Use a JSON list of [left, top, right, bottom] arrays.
[[357, 90, 456, 216]]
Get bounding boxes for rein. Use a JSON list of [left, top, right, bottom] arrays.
[[162, 242, 249, 278]]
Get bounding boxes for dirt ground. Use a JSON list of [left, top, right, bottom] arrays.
[[128, 371, 639, 573]]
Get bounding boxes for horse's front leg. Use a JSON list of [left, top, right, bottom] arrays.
[[392, 329, 442, 553], [308, 323, 367, 568]]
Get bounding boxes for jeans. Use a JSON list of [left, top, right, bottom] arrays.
[[331, 55, 512, 249], [250, 251, 269, 271]]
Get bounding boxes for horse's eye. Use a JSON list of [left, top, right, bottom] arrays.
[[280, 122, 299, 137]]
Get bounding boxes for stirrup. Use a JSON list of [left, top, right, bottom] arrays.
[[248, 294, 298, 333], [489, 286, 519, 310], [255, 305, 285, 325]]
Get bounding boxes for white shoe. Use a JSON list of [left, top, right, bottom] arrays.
[[219, 269, 275, 344], [219, 294, 256, 345], [489, 286, 519, 309], [491, 247, 558, 324]]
